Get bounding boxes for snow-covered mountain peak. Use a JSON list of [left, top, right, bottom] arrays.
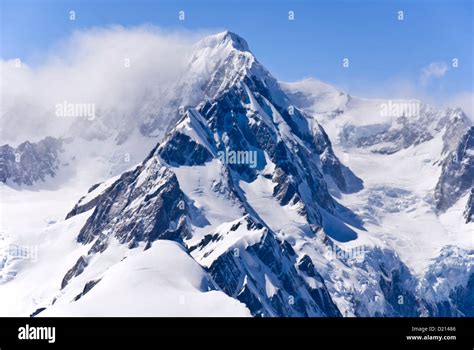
[[195, 30, 251, 53], [184, 31, 259, 101], [190, 30, 255, 73], [2, 30, 473, 318]]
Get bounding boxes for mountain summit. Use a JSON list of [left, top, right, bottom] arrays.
[[196, 30, 251, 52]]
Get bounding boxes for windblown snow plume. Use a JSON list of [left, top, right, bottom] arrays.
[[1, 26, 210, 144]]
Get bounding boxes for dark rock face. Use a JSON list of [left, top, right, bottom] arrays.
[[152, 67, 352, 228], [420, 246, 474, 317], [449, 273, 474, 316], [62, 156, 192, 286], [159, 132, 213, 166], [75, 157, 190, 249], [435, 126, 474, 212], [424, 283, 474, 317], [346, 247, 423, 317], [440, 108, 471, 154], [195, 80, 339, 224], [61, 255, 88, 289], [378, 268, 420, 317], [464, 189, 474, 223], [0, 137, 62, 185], [192, 216, 341, 317], [66, 183, 110, 220], [30, 307, 47, 317], [312, 123, 363, 193], [73, 279, 101, 301]]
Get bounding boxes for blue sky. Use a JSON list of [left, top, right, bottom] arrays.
[[1, 0, 473, 105]]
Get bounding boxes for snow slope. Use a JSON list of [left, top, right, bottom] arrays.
[[40, 240, 250, 317]]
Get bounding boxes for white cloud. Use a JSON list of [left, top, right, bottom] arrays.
[[420, 61, 449, 86], [0, 25, 211, 144]]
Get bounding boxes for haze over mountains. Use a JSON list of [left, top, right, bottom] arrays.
[[0, 30, 472, 317]]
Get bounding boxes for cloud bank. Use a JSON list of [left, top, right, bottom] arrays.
[[2, 27, 472, 145], [1, 25, 209, 144]]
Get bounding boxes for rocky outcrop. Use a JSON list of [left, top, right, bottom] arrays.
[[0, 137, 62, 185], [435, 126, 474, 212]]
